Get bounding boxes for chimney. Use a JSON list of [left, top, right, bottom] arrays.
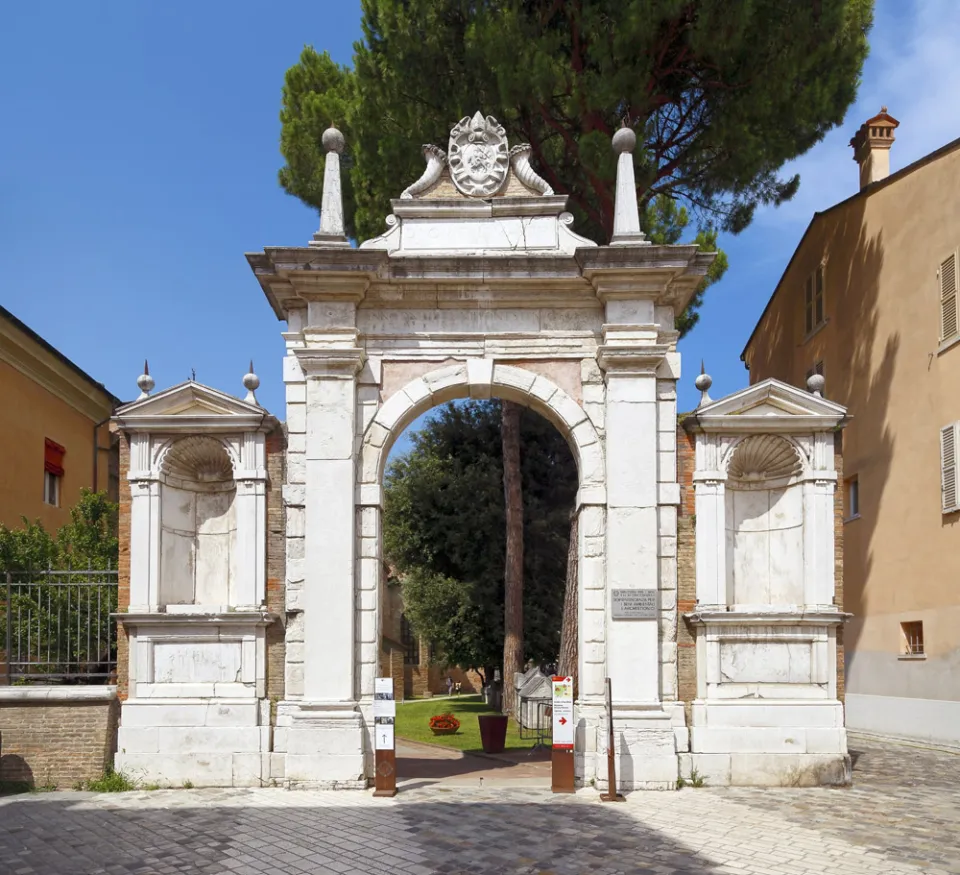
[[850, 107, 899, 190]]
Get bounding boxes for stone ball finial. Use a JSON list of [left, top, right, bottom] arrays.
[[322, 125, 345, 154], [243, 360, 260, 405], [807, 373, 826, 397], [136, 359, 155, 399], [242, 361, 260, 393], [694, 372, 712, 393], [612, 125, 637, 154]]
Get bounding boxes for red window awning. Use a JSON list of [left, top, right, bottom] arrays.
[[44, 438, 65, 477]]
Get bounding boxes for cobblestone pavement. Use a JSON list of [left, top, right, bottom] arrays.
[[1, 736, 958, 875]]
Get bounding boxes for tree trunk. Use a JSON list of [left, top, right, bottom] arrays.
[[558, 512, 579, 699], [501, 400, 524, 717]]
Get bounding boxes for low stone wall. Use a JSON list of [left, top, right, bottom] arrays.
[[0, 687, 118, 788]]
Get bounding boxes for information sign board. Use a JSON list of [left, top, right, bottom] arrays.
[[611, 588, 658, 619], [551, 676, 574, 750]]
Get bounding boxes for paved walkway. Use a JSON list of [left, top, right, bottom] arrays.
[[1, 736, 958, 875], [396, 737, 551, 787]]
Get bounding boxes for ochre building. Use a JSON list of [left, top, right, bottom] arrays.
[[0, 305, 120, 529], [743, 109, 960, 746]]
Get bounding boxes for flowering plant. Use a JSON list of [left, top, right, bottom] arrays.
[[429, 713, 461, 733]]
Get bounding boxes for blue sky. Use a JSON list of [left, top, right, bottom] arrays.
[[2, 1, 958, 455]]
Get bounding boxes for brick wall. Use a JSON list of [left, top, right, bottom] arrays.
[[0, 691, 118, 788], [265, 426, 286, 707], [834, 430, 845, 703], [116, 433, 131, 702], [676, 424, 697, 721]]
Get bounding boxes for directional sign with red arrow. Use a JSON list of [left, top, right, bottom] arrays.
[[551, 676, 574, 750]]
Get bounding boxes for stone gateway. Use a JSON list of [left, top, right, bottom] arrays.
[[111, 114, 850, 790]]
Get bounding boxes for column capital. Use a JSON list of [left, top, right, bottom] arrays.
[[294, 346, 365, 378], [597, 344, 670, 375]]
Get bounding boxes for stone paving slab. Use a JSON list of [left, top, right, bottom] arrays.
[[1, 737, 958, 875]]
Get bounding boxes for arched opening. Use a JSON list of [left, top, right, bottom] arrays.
[[157, 436, 237, 608], [724, 434, 805, 607], [371, 381, 586, 786]]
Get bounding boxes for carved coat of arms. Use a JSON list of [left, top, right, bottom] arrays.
[[448, 112, 509, 197]]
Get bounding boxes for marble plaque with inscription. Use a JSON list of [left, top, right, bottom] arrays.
[[611, 589, 658, 619]]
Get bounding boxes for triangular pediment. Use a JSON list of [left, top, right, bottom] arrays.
[[689, 378, 846, 432], [114, 381, 264, 419]]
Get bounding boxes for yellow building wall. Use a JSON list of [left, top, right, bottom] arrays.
[[0, 357, 115, 532], [745, 146, 960, 740]]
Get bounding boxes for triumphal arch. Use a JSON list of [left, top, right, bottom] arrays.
[[113, 113, 851, 790]]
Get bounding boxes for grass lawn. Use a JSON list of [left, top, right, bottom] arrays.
[[395, 695, 539, 753]]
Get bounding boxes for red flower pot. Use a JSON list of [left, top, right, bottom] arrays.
[[477, 714, 508, 753]]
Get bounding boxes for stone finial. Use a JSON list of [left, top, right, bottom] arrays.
[[807, 373, 826, 397], [242, 360, 261, 406], [695, 361, 713, 407], [136, 360, 155, 401], [310, 124, 350, 248], [610, 122, 647, 245]]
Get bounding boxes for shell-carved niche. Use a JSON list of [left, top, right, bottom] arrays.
[[724, 435, 805, 607], [158, 436, 238, 608]]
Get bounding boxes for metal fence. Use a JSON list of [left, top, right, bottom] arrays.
[[1, 565, 118, 684]]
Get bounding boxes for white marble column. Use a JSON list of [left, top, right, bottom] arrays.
[[802, 478, 836, 606], [128, 479, 160, 611], [603, 361, 661, 704], [694, 481, 727, 608], [297, 349, 364, 703]]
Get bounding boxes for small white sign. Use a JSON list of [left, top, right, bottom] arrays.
[[375, 720, 395, 751], [375, 677, 395, 698], [552, 676, 574, 750], [374, 697, 396, 719]]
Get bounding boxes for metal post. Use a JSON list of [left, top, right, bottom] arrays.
[[4, 572, 11, 686], [600, 677, 625, 802]]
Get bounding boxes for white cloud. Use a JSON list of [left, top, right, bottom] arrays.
[[755, 0, 960, 229]]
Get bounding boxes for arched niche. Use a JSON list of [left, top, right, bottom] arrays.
[[158, 435, 238, 608], [723, 434, 805, 607]]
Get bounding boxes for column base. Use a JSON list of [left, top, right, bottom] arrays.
[[275, 701, 366, 789], [115, 698, 271, 787], [686, 699, 850, 786], [680, 752, 851, 787], [594, 705, 678, 791]]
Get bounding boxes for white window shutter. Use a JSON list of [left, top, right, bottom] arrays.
[[941, 423, 958, 513], [940, 252, 958, 341]]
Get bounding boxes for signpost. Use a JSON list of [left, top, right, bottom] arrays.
[[551, 675, 575, 793], [373, 677, 397, 797], [599, 677, 625, 801]]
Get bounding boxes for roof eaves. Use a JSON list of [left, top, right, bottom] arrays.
[[740, 134, 960, 362], [0, 305, 122, 407]]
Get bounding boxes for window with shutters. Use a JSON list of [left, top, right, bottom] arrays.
[[804, 264, 826, 335], [939, 251, 958, 345], [941, 423, 959, 513], [43, 438, 65, 507]]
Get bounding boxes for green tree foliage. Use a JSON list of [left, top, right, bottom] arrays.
[[278, 0, 871, 329], [384, 401, 577, 679], [0, 491, 120, 681], [0, 489, 119, 572]]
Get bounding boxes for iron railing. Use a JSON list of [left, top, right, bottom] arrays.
[[1, 565, 118, 684]]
